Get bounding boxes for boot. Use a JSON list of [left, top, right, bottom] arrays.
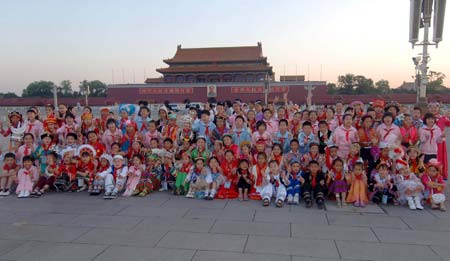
[[414, 197, 424, 210], [407, 196, 416, 210]]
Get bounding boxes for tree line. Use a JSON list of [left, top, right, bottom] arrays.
[[0, 80, 107, 99], [327, 72, 449, 95]]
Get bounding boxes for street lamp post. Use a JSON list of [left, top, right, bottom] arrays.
[[264, 73, 270, 105]]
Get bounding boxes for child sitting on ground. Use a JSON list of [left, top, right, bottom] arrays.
[[0, 153, 18, 196]]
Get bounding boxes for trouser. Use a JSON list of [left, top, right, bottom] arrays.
[[262, 183, 287, 201], [424, 154, 437, 164], [286, 178, 301, 197], [35, 176, 55, 189], [302, 183, 327, 203], [104, 174, 126, 193], [361, 147, 374, 184]]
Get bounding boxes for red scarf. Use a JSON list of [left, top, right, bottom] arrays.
[[424, 127, 435, 144], [311, 172, 317, 188], [383, 127, 394, 140], [3, 163, 17, 171], [181, 163, 192, 173], [255, 163, 267, 186]]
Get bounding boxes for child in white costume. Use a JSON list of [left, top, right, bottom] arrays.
[[97, 155, 128, 199], [263, 160, 287, 207], [395, 159, 424, 210]]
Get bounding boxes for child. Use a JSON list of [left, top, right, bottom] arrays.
[[190, 136, 210, 162], [421, 159, 446, 211], [346, 161, 369, 207], [232, 115, 251, 147], [185, 157, 209, 199], [33, 151, 58, 195], [262, 109, 278, 135], [217, 150, 239, 199], [162, 113, 179, 143], [332, 114, 358, 160], [237, 159, 253, 201], [318, 120, 331, 155], [102, 119, 122, 153], [395, 159, 424, 210], [156, 152, 176, 192], [274, 119, 292, 153], [177, 118, 194, 147], [123, 155, 143, 196], [376, 112, 401, 145], [205, 156, 223, 200], [419, 112, 444, 164], [347, 143, 363, 172], [301, 142, 323, 171], [192, 110, 216, 147], [300, 160, 327, 209], [371, 163, 397, 205], [222, 134, 239, 156], [57, 113, 78, 145], [174, 152, 192, 196], [91, 154, 113, 195], [0, 153, 18, 196], [406, 146, 426, 177], [265, 160, 287, 207], [16, 133, 36, 164], [284, 159, 302, 205], [16, 156, 39, 198], [75, 145, 97, 192], [400, 114, 419, 148], [98, 155, 128, 199], [55, 148, 77, 192], [33, 132, 56, 175], [133, 154, 160, 197], [24, 107, 44, 142], [250, 153, 269, 201], [144, 121, 163, 148], [298, 121, 316, 154], [251, 121, 272, 151], [327, 158, 348, 207], [285, 139, 302, 165]]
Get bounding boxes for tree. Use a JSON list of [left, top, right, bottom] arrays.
[[375, 79, 391, 94], [0, 92, 19, 98], [427, 72, 450, 94], [354, 75, 375, 94], [22, 81, 55, 98], [327, 83, 337, 94], [88, 80, 107, 97], [58, 80, 73, 97], [337, 74, 357, 94]]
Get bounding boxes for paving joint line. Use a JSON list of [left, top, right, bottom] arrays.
[[90, 244, 111, 261]]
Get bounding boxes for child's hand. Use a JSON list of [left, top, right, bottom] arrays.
[[320, 180, 325, 186], [299, 176, 305, 184]]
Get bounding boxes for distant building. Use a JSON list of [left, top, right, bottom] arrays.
[[396, 81, 416, 91], [280, 75, 306, 82]]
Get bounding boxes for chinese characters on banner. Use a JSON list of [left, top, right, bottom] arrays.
[[139, 87, 194, 95], [230, 86, 289, 93]]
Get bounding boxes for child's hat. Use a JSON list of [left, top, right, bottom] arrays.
[[196, 135, 206, 141], [77, 144, 97, 158], [240, 140, 252, 149], [100, 154, 113, 165], [426, 158, 442, 170], [379, 142, 389, 149], [256, 138, 266, 145], [164, 151, 173, 158], [8, 111, 22, 119], [168, 113, 177, 120], [60, 147, 76, 158], [395, 159, 409, 170], [327, 143, 338, 149], [40, 132, 52, 140], [113, 155, 124, 161], [290, 158, 300, 165]]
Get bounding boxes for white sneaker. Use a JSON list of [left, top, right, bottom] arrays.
[[17, 191, 24, 198], [0, 190, 5, 196], [414, 197, 424, 210], [407, 197, 416, 210], [23, 191, 30, 198], [287, 194, 293, 204], [3, 190, 10, 196], [293, 194, 300, 205]]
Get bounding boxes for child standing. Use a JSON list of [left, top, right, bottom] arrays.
[[237, 159, 253, 201], [327, 158, 348, 207], [284, 159, 302, 205], [346, 161, 369, 207], [419, 113, 444, 164], [16, 156, 39, 198], [174, 153, 192, 196], [0, 153, 18, 196]]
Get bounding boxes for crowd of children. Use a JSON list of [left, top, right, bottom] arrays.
[[0, 99, 448, 211]]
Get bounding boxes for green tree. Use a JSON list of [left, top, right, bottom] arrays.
[[354, 75, 375, 94], [327, 83, 337, 94], [79, 80, 107, 97], [427, 72, 449, 94], [375, 79, 391, 94], [57, 80, 73, 97], [0, 92, 19, 98], [337, 74, 357, 94], [22, 81, 55, 97]]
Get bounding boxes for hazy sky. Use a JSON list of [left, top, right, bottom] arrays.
[[1, 0, 449, 94]]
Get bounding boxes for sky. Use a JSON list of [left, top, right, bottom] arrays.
[[1, 0, 449, 95]]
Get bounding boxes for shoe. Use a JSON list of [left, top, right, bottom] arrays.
[[336, 197, 342, 208], [440, 204, 447, 212], [263, 198, 270, 207], [293, 194, 300, 205], [17, 191, 24, 198], [0, 190, 5, 196], [287, 194, 293, 204], [305, 199, 312, 208], [23, 191, 30, 198], [276, 199, 283, 208], [407, 197, 416, 210], [353, 201, 361, 207], [138, 191, 147, 197], [185, 191, 194, 198], [77, 186, 87, 192], [110, 191, 118, 199], [414, 197, 424, 210], [2, 190, 10, 196], [103, 191, 112, 199], [317, 199, 325, 209]]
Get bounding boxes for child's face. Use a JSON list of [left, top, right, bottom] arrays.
[[257, 156, 266, 166], [100, 158, 108, 167], [216, 118, 225, 127], [240, 161, 249, 170], [399, 168, 408, 176], [223, 137, 232, 146], [334, 161, 343, 172], [425, 117, 435, 126], [235, 118, 244, 128], [209, 159, 219, 169], [201, 114, 210, 123], [279, 122, 287, 131], [309, 163, 319, 173], [368, 111, 376, 119], [195, 160, 204, 169], [388, 107, 397, 116], [133, 157, 141, 166], [310, 145, 319, 154], [149, 123, 156, 131], [302, 111, 309, 121], [381, 148, 389, 157], [290, 142, 299, 152], [326, 109, 334, 119], [363, 118, 372, 128], [46, 155, 55, 164], [330, 148, 338, 158], [27, 112, 36, 120], [225, 152, 234, 161], [214, 142, 222, 151], [383, 116, 393, 125], [23, 160, 33, 169], [63, 155, 71, 164], [309, 112, 317, 122], [66, 117, 74, 124], [42, 137, 52, 145], [319, 124, 328, 133], [258, 124, 266, 132], [343, 116, 353, 127], [23, 135, 33, 145], [46, 107, 53, 115], [150, 140, 158, 148], [412, 109, 421, 119], [163, 157, 172, 165], [113, 159, 123, 168], [141, 109, 149, 118], [242, 146, 250, 154], [197, 139, 205, 149], [403, 116, 412, 126], [163, 141, 172, 150], [120, 111, 128, 119], [353, 165, 363, 174], [273, 146, 282, 155], [350, 146, 359, 155], [126, 125, 135, 133], [263, 110, 271, 120], [292, 163, 300, 173], [88, 133, 97, 143], [428, 167, 438, 177], [112, 145, 120, 153], [379, 167, 388, 178], [183, 122, 191, 130], [81, 155, 90, 164], [247, 111, 255, 120], [269, 162, 279, 173], [132, 142, 141, 150], [256, 143, 265, 152], [408, 150, 418, 159], [4, 157, 15, 166], [108, 123, 116, 130], [302, 125, 311, 134]]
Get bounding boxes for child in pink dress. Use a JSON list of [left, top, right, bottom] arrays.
[[332, 114, 358, 160], [16, 156, 39, 198], [421, 159, 446, 211], [123, 155, 143, 196], [419, 113, 444, 164], [428, 102, 450, 179]]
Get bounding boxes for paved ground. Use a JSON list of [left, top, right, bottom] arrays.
[[0, 191, 449, 261]]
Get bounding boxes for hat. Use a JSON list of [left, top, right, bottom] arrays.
[[385, 103, 400, 113], [164, 151, 173, 158], [240, 140, 252, 149], [290, 158, 300, 165], [217, 102, 225, 107], [256, 138, 266, 145], [395, 159, 409, 170], [44, 116, 57, 125], [40, 132, 52, 140], [77, 144, 97, 158], [8, 111, 22, 119], [81, 112, 93, 121], [196, 136, 206, 141], [100, 107, 110, 113], [350, 101, 364, 108], [100, 154, 113, 165], [427, 159, 442, 170], [125, 120, 138, 130], [113, 155, 124, 161], [168, 113, 177, 120], [327, 142, 339, 149], [309, 141, 320, 148], [427, 101, 441, 108], [60, 147, 76, 158], [255, 100, 262, 105], [119, 104, 137, 116], [26, 107, 38, 114], [146, 153, 159, 161]]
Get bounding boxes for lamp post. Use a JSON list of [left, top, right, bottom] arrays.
[[53, 83, 58, 109], [264, 73, 270, 105], [85, 84, 90, 106]]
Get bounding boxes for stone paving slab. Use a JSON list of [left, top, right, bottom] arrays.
[[326, 213, 409, 229], [93, 246, 195, 261], [74, 228, 167, 247], [132, 216, 215, 233], [254, 211, 328, 225], [116, 205, 190, 218], [184, 208, 255, 221], [401, 216, 450, 231], [67, 214, 143, 230], [1, 241, 107, 261], [245, 235, 339, 259], [0, 239, 25, 256], [210, 220, 291, 237], [192, 250, 291, 261], [430, 245, 450, 261], [291, 223, 379, 242], [0, 223, 91, 242], [336, 240, 442, 261], [161, 197, 228, 209], [325, 202, 385, 214], [373, 227, 450, 246], [157, 231, 247, 252]]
